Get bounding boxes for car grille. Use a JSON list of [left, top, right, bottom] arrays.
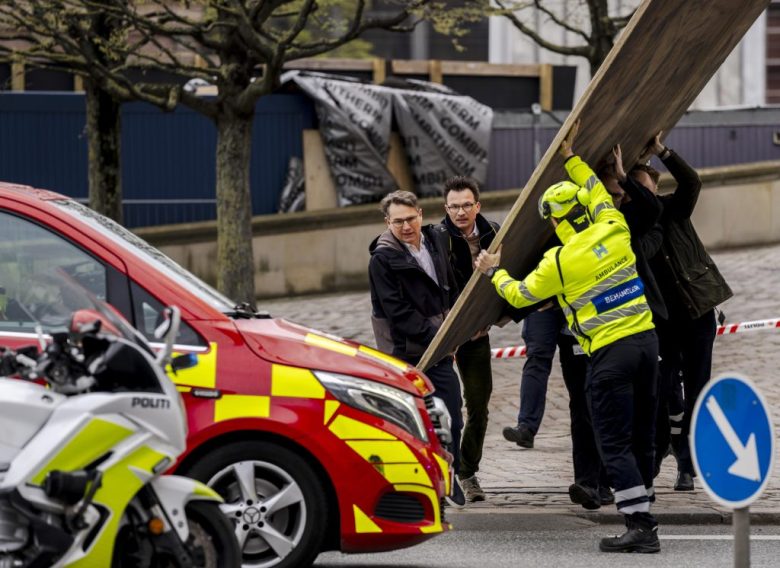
[[374, 492, 425, 523], [424, 394, 441, 430], [424, 394, 452, 446]]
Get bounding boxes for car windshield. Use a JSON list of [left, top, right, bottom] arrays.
[[51, 199, 235, 314]]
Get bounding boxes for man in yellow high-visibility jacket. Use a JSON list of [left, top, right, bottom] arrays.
[[476, 121, 659, 554]]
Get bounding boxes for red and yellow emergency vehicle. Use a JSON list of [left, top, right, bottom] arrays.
[[0, 182, 451, 568]]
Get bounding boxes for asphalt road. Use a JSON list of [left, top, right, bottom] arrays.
[[314, 518, 780, 567]]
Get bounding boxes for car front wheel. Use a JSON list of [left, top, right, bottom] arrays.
[[181, 441, 328, 568]]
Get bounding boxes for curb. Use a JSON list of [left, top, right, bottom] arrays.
[[446, 508, 780, 530]]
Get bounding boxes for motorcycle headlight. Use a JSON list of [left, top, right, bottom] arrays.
[[314, 371, 428, 442]]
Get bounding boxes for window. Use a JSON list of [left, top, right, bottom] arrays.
[[0, 211, 106, 333], [768, 2, 780, 103], [130, 282, 206, 347]]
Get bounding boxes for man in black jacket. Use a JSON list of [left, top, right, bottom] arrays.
[[369, 190, 466, 506], [600, 145, 666, 321], [630, 133, 733, 491], [439, 176, 499, 502], [601, 145, 671, 481]]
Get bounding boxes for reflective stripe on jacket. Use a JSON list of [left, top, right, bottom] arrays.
[[491, 156, 654, 355]]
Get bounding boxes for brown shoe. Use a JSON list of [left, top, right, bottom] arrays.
[[460, 475, 486, 502]]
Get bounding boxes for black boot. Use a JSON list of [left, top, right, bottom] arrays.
[[568, 483, 601, 510], [502, 424, 534, 448], [599, 486, 614, 506], [600, 518, 660, 553], [674, 471, 694, 491]]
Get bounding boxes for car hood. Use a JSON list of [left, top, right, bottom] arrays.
[[234, 317, 433, 397]]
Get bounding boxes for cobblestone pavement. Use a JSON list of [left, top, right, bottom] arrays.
[[262, 243, 780, 520]]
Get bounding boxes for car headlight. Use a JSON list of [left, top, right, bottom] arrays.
[[314, 371, 428, 442]]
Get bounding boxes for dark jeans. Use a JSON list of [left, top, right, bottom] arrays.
[[558, 333, 606, 489], [517, 309, 561, 433], [455, 335, 492, 479], [519, 309, 606, 488], [425, 357, 464, 476], [654, 321, 686, 474], [588, 330, 658, 518], [655, 309, 717, 474]]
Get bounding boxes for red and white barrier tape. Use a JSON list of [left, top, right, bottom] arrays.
[[491, 345, 527, 359], [716, 317, 780, 335], [490, 317, 780, 359]]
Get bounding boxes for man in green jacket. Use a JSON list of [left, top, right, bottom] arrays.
[[476, 121, 660, 553]]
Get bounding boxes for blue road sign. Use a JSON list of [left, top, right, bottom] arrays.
[[691, 374, 775, 509]]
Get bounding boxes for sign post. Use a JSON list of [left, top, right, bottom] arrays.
[[691, 374, 775, 568]]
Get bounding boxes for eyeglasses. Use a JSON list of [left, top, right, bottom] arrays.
[[387, 214, 420, 228], [445, 202, 476, 213]]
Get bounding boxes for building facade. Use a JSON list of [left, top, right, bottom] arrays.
[[488, 1, 772, 109]]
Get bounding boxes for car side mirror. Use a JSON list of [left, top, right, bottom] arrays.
[[154, 306, 181, 368], [153, 307, 175, 340], [170, 353, 198, 373]]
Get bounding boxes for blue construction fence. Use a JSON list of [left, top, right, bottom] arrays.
[[0, 92, 315, 227], [0, 92, 777, 228]]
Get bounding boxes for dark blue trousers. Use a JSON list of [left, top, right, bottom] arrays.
[[425, 357, 463, 476], [517, 309, 561, 433], [519, 309, 606, 489], [588, 330, 658, 521]]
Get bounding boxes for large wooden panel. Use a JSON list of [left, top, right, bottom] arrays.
[[420, 0, 771, 370]]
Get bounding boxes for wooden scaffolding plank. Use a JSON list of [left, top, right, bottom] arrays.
[[420, 0, 771, 370]]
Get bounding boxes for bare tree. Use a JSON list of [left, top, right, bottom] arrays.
[[496, 0, 635, 75], [0, 0, 436, 304]]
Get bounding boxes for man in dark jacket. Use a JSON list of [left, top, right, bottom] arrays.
[[368, 190, 466, 506], [600, 145, 666, 321], [630, 133, 733, 491], [439, 176, 500, 502], [602, 145, 675, 480]]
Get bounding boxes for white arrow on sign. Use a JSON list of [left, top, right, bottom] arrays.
[[705, 395, 761, 482]]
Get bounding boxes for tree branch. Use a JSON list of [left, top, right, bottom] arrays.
[[230, 0, 276, 61], [278, 0, 318, 48], [612, 10, 636, 29], [283, 0, 419, 61], [496, 0, 590, 58], [532, 0, 590, 42]]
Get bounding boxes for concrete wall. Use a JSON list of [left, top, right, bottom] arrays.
[[136, 161, 780, 300]]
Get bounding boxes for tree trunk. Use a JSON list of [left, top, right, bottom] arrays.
[[85, 81, 122, 223], [588, 0, 614, 76], [215, 112, 256, 305]]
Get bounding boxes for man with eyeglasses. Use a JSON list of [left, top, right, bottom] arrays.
[[439, 176, 542, 502], [369, 190, 466, 507], [438, 176, 499, 503]]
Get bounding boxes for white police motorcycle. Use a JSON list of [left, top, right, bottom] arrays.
[[0, 304, 240, 567]]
